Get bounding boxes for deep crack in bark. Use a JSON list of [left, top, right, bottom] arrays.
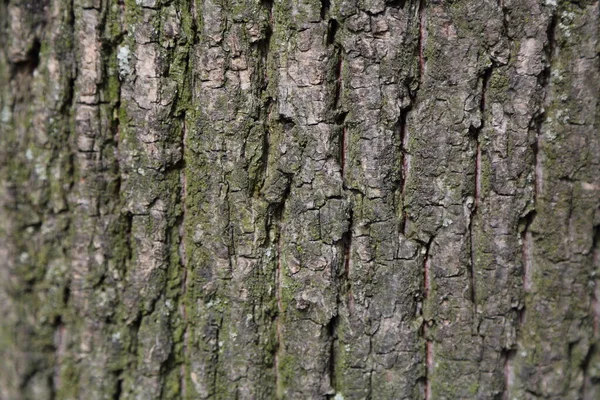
[[468, 65, 492, 316], [501, 348, 516, 400], [397, 106, 411, 234], [421, 236, 434, 399], [272, 177, 291, 397]]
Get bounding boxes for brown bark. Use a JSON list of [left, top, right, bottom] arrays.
[[0, 0, 598, 399]]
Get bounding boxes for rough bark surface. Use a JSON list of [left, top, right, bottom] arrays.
[[0, 0, 599, 399]]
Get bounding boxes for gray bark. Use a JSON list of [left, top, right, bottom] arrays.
[[0, 0, 599, 399]]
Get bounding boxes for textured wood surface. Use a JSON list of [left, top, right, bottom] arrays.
[[1, 0, 598, 398]]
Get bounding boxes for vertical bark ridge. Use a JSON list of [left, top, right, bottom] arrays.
[[511, 1, 600, 398], [417, 0, 426, 82], [274, 216, 284, 397], [583, 227, 600, 399], [178, 115, 190, 400]]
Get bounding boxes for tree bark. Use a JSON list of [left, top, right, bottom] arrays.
[[1, 0, 598, 399]]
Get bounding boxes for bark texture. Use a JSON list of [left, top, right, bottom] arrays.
[[1, 0, 599, 399]]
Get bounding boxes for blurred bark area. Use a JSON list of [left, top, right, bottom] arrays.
[[0, 0, 599, 399]]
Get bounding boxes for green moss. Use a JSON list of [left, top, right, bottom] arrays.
[[488, 71, 509, 103], [163, 367, 182, 400], [468, 381, 479, 395], [55, 355, 80, 399], [124, 0, 143, 26], [277, 353, 298, 397], [480, 152, 492, 196]]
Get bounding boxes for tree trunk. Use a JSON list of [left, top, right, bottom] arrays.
[[1, 0, 598, 399]]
